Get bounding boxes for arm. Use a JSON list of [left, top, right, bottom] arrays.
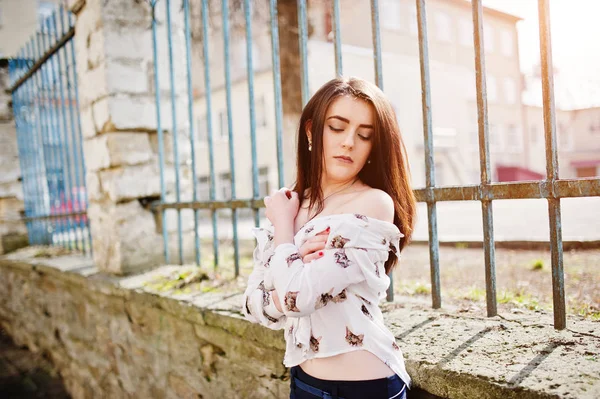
[[268, 243, 370, 317], [241, 229, 287, 330]]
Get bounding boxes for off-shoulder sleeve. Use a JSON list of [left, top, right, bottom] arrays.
[[268, 223, 392, 318], [241, 227, 286, 330]]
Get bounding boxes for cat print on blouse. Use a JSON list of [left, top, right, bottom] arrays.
[[262, 309, 279, 323], [315, 288, 348, 309], [264, 254, 273, 268], [355, 294, 373, 306], [361, 304, 373, 320], [392, 342, 400, 351], [310, 335, 322, 352], [345, 327, 364, 347], [286, 252, 301, 267], [304, 225, 315, 235], [333, 249, 351, 268], [284, 291, 301, 312], [354, 214, 369, 222], [331, 235, 351, 248]]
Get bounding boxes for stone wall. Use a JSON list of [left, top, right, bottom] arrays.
[[1, 248, 599, 399], [0, 249, 288, 398], [0, 61, 28, 254]]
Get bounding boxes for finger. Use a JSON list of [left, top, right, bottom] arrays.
[[299, 240, 327, 257], [264, 196, 271, 204], [315, 227, 331, 236], [303, 250, 325, 263]]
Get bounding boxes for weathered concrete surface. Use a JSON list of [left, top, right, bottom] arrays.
[[0, 247, 598, 398]]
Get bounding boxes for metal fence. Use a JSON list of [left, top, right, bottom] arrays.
[[8, 6, 91, 255], [148, 0, 600, 330]]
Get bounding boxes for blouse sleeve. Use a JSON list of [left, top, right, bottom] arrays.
[[241, 228, 287, 330], [268, 230, 384, 317]]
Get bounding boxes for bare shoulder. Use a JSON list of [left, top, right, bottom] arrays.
[[350, 188, 394, 223]]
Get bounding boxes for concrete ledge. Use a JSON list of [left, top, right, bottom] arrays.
[[0, 247, 598, 398]]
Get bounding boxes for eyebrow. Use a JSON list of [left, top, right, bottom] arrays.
[[327, 115, 373, 129]]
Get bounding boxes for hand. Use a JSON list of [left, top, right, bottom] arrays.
[[272, 290, 283, 313], [264, 188, 300, 229], [299, 228, 329, 263]]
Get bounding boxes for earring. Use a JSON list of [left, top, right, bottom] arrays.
[[367, 159, 371, 164], [308, 141, 312, 152]]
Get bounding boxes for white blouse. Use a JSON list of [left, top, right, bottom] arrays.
[[242, 213, 411, 388]]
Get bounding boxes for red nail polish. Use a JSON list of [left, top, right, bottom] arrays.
[[325, 227, 330, 232], [319, 251, 324, 256]]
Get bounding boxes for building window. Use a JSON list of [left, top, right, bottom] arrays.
[[197, 115, 207, 141], [500, 29, 513, 57], [506, 124, 522, 152], [258, 167, 269, 198], [487, 74, 497, 103], [484, 24, 494, 54], [255, 96, 267, 128], [558, 123, 572, 150], [530, 126, 538, 145], [489, 124, 503, 151], [198, 176, 211, 201], [459, 18, 472, 47], [435, 12, 452, 43], [503, 77, 517, 105], [408, 4, 418, 36], [219, 111, 228, 140], [218, 172, 232, 200], [381, 0, 401, 30], [238, 39, 260, 71]]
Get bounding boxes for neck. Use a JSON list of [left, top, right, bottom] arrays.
[[320, 176, 358, 198]]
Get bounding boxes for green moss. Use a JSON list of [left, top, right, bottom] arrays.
[[531, 259, 545, 271]]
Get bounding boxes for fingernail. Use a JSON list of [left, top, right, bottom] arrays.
[[325, 227, 330, 232], [319, 251, 324, 256]]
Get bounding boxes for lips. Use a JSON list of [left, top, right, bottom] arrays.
[[334, 156, 353, 163]]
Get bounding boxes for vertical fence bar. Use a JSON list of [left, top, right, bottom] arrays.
[[370, 0, 383, 89], [200, 0, 219, 267], [416, 0, 441, 308], [44, 18, 70, 249], [58, 6, 83, 252], [10, 56, 33, 245], [150, 0, 169, 263], [183, 0, 200, 266], [269, 0, 285, 189], [297, 0, 310, 107], [223, 0, 240, 275], [26, 40, 46, 245], [36, 29, 63, 246], [165, 0, 184, 265], [68, 12, 93, 254], [332, 0, 343, 77], [370, 0, 390, 300], [472, 0, 497, 317], [50, 12, 77, 251], [244, 0, 261, 228], [63, 12, 88, 255], [538, 0, 565, 330]]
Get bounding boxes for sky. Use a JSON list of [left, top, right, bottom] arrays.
[[482, 0, 600, 109]]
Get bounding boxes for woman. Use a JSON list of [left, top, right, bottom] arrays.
[[242, 77, 416, 399]]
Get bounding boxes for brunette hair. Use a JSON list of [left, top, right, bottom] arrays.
[[293, 77, 416, 273]]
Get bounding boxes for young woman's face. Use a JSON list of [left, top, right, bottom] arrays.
[[317, 96, 374, 183]]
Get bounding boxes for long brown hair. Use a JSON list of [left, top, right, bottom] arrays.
[[293, 77, 416, 273]]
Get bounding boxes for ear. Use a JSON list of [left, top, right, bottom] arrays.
[[306, 120, 312, 142]]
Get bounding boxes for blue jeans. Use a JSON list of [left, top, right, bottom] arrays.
[[290, 366, 407, 399]]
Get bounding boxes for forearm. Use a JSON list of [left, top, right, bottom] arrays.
[[273, 221, 295, 248]]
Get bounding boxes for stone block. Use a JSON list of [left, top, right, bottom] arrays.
[[104, 27, 152, 61], [86, 172, 102, 202], [85, 132, 152, 173], [79, 105, 96, 139], [87, 29, 105, 70], [0, 182, 23, 200], [79, 65, 108, 111], [98, 163, 160, 203], [106, 60, 149, 95], [103, 0, 152, 27], [89, 199, 163, 273], [91, 95, 110, 133]]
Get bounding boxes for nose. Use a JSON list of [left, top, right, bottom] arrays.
[[341, 131, 355, 149]]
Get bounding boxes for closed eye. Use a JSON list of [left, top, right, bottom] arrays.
[[329, 125, 344, 132], [358, 134, 371, 141]]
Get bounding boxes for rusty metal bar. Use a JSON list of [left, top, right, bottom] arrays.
[[7, 28, 75, 94], [416, 0, 441, 309], [370, 0, 384, 89], [472, 0, 497, 317], [413, 179, 600, 202], [538, 0, 566, 330]]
